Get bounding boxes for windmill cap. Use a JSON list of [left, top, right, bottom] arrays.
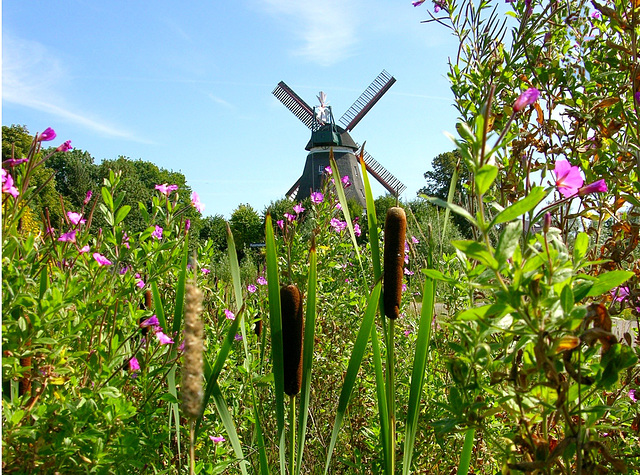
[[305, 125, 358, 151]]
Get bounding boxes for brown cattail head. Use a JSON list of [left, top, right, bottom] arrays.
[[182, 282, 204, 419], [280, 284, 304, 396], [254, 316, 263, 337], [383, 206, 407, 320]]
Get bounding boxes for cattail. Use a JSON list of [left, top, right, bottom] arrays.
[[254, 316, 263, 337], [281, 284, 304, 396], [182, 282, 204, 419], [383, 207, 407, 320]]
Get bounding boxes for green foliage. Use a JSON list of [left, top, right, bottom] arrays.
[[229, 203, 264, 256]]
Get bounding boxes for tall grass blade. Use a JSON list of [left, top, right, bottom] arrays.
[[211, 381, 250, 475], [151, 281, 167, 331], [265, 214, 287, 473], [457, 428, 475, 475], [295, 239, 317, 475], [441, 158, 459, 249], [323, 280, 382, 475]]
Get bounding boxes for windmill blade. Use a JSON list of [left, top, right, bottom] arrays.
[[360, 148, 406, 196], [285, 176, 302, 200], [339, 70, 396, 131], [273, 81, 318, 130]]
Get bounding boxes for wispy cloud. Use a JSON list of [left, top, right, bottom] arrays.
[[257, 0, 361, 66], [208, 94, 235, 109], [2, 33, 150, 143]]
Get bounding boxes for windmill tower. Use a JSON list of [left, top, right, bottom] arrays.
[[273, 70, 406, 207]]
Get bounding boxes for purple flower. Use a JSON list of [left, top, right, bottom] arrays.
[[129, 357, 140, 372], [58, 230, 77, 243], [324, 165, 332, 175], [284, 212, 296, 222], [635, 92, 640, 104], [354, 223, 362, 237], [1, 169, 19, 197], [56, 141, 72, 152], [277, 219, 285, 230], [630, 389, 638, 403], [191, 191, 205, 213], [311, 192, 324, 204], [152, 225, 163, 240], [553, 159, 584, 197], [257, 276, 267, 286], [591, 10, 601, 19], [3, 158, 28, 167], [67, 211, 85, 225], [412, 0, 426, 5], [84, 190, 92, 205], [154, 327, 174, 345], [330, 218, 347, 232], [404, 329, 411, 336], [209, 435, 225, 444], [247, 284, 257, 293], [136, 279, 145, 289], [341, 175, 351, 188], [411, 236, 419, 244], [185, 219, 191, 231], [123, 233, 130, 249], [433, 0, 446, 12], [93, 252, 113, 266], [201, 268, 211, 275], [79, 245, 90, 253], [140, 315, 160, 328], [293, 203, 305, 214], [334, 203, 342, 211], [578, 179, 607, 197], [402, 283, 408, 291], [404, 268, 414, 276], [513, 88, 540, 112], [224, 309, 235, 321], [611, 286, 630, 302], [155, 183, 178, 195], [234, 333, 243, 341], [38, 127, 56, 142]]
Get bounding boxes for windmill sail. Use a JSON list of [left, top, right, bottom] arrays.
[[272, 81, 319, 130], [360, 148, 406, 196], [339, 70, 396, 131]]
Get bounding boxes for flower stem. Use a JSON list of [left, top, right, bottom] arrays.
[[289, 394, 296, 475]]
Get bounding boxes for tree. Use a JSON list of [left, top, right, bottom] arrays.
[[45, 148, 99, 211], [199, 214, 228, 252], [230, 203, 263, 258], [2, 125, 32, 160]]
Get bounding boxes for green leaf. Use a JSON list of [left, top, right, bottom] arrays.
[[573, 232, 589, 263], [452, 240, 498, 269], [495, 221, 522, 267], [458, 303, 511, 321], [151, 281, 167, 331], [586, 270, 634, 297], [457, 429, 475, 475], [210, 381, 250, 475], [475, 164, 498, 195], [490, 186, 547, 226], [422, 196, 478, 228], [171, 234, 189, 336], [421, 268, 457, 283], [101, 187, 114, 212], [324, 281, 382, 474], [114, 205, 131, 226], [560, 285, 574, 315]]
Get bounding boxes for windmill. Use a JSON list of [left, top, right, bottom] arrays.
[[272, 70, 406, 207]]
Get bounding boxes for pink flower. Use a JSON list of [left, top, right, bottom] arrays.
[[341, 175, 351, 188], [1, 169, 19, 197], [552, 159, 584, 198], [404, 329, 411, 336], [404, 268, 414, 276], [330, 218, 347, 232], [185, 219, 191, 231], [154, 327, 174, 345], [635, 92, 640, 104], [136, 279, 145, 289], [513, 88, 540, 112], [140, 315, 159, 328], [129, 357, 141, 372], [293, 203, 305, 214], [201, 268, 211, 275], [277, 219, 285, 229], [354, 223, 362, 237], [209, 435, 225, 443], [611, 286, 630, 302], [284, 212, 296, 222], [67, 211, 85, 225], [84, 190, 93, 205], [247, 284, 257, 293], [257, 276, 267, 285], [56, 141, 72, 152], [311, 192, 324, 204], [630, 389, 638, 402], [411, 236, 419, 244], [93, 252, 113, 266], [334, 203, 342, 211], [234, 333, 243, 341], [412, 0, 426, 5], [3, 158, 28, 167], [38, 127, 56, 142], [58, 230, 77, 243], [79, 245, 90, 253], [578, 179, 607, 197], [152, 225, 163, 240], [191, 191, 205, 213], [402, 283, 408, 291], [224, 309, 235, 321], [123, 233, 130, 249], [155, 183, 178, 195], [324, 165, 332, 175]]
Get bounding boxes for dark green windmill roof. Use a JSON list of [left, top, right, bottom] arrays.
[[305, 124, 358, 151]]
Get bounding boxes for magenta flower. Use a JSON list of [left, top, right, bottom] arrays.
[[404, 329, 411, 336], [93, 252, 113, 266], [234, 333, 243, 341], [129, 357, 141, 372], [513, 88, 540, 112], [404, 268, 414, 276], [635, 92, 640, 104], [578, 179, 607, 197], [334, 203, 342, 211], [224, 309, 235, 321], [257, 276, 267, 286], [293, 203, 305, 214], [3, 158, 28, 167], [191, 191, 205, 213], [136, 279, 145, 289], [38, 127, 56, 142], [611, 286, 630, 302], [154, 327, 174, 345], [56, 141, 72, 152], [341, 175, 351, 188], [79, 245, 90, 253], [201, 268, 211, 275], [67, 211, 85, 225], [552, 159, 584, 197], [58, 230, 77, 243], [412, 0, 426, 5], [84, 190, 93, 205], [185, 219, 191, 231], [123, 233, 130, 249], [277, 219, 285, 229], [411, 236, 419, 244], [247, 284, 257, 293], [630, 389, 638, 403], [209, 435, 225, 444], [1, 170, 19, 197], [140, 315, 160, 328], [310, 192, 324, 204], [155, 183, 179, 195], [330, 218, 347, 232], [354, 223, 362, 237], [152, 225, 163, 240]]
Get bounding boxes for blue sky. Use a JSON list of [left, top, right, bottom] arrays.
[[3, 0, 462, 218]]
